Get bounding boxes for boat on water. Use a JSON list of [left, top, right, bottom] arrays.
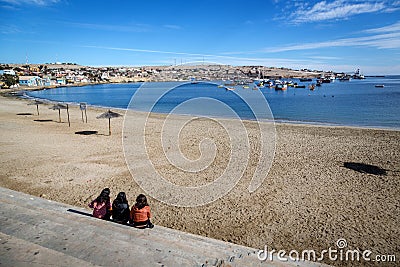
[[294, 84, 306, 88], [299, 78, 312, 82], [225, 87, 235, 91], [286, 81, 295, 87], [353, 69, 365, 79], [275, 84, 287, 91], [224, 82, 237, 86], [337, 76, 351, 81], [309, 84, 315, 91], [217, 84, 225, 88], [243, 85, 249, 89], [375, 84, 385, 88]]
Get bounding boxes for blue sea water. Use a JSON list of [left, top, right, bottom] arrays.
[[26, 76, 400, 129]]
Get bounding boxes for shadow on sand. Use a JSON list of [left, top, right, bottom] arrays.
[[17, 113, 34, 116], [34, 119, 53, 122], [75, 130, 98, 135], [343, 162, 387, 175]]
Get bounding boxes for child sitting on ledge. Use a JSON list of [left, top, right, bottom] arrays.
[[88, 188, 111, 220], [130, 194, 154, 228], [112, 192, 130, 224]]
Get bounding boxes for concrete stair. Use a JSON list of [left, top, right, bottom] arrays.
[[0, 187, 329, 266]]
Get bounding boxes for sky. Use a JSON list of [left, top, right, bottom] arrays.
[[0, 0, 399, 74]]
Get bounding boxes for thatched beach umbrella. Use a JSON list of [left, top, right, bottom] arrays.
[[96, 109, 121, 136], [50, 103, 70, 127], [28, 100, 44, 115]]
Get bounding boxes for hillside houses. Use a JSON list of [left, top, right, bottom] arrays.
[[0, 63, 152, 88], [1, 63, 331, 89]]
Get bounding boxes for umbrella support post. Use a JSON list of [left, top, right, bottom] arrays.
[[58, 109, 61, 123], [108, 118, 111, 136], [85, 109, 87, 123], [66, 104, 70, 127], [36, 104, 39, 116]]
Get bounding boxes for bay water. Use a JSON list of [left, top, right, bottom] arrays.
[[26, 76, 400, 129]]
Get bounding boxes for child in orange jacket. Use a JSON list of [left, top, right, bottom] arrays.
[[130, 194, 154, 228]]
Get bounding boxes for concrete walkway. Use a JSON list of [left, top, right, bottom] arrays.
[[0, 187, 329, 266]]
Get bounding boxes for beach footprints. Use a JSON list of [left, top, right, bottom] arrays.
[[123, 64, 276, 207]]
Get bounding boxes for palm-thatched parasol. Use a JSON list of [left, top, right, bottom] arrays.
[[50, 103, 70, 126], [28, 100, 44, 115], [96, 109, 122, 135]]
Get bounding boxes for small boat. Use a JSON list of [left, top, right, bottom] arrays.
[[225, 87, 235, 91], [375, 84, 384, 88], [217, 84, 224, 88], [286, 82, 295, 87], [275, 84, 287, 91], [338, 76, 351, 81], [353, 69, 365, 79], [299, 78, 312, 82], [224, 82, 237, 86], [243, 85, 249, 89], [294, 85, 306, 88]]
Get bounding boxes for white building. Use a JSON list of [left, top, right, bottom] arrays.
[[0, 69, 16, 75]]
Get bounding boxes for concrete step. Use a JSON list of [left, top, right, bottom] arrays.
[[0, 187, 330, 266], [1, 198, 248, 266]]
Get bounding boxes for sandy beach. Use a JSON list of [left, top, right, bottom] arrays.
[[0, 94, 399, 266]]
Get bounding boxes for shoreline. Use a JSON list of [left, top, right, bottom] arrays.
[[0, 94, 399, 266], [7, 82, 400, 132]]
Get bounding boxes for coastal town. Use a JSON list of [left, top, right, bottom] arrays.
[[0, 62, 363, 89]]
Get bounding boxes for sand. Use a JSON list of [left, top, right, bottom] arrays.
[[0, 94, 399, 266]]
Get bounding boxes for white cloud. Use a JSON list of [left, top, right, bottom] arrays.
[[308, 56, 341, 60], [264, 21, 400, 52], [163, 24, 182, 30], [82, 45, 324, 67], [0, 24, 21, 34], [67, 22, 150, 33], [63, 21, 181, 33], [291, 1, 386, 23], [363, 21, 400, 33], [0, 0, 59, 6]]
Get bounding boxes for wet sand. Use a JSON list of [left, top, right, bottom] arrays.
[[0, 95, 399, 266]]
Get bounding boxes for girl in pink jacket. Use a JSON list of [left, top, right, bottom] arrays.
[[88, 188, 111, 219]]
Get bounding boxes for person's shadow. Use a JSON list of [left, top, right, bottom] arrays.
[[67, 209, 151, 229], [34, 119, 53, 122], [67, 209, 93, 217], [75, 131, 98, 135], [343, 162, 387, 175]]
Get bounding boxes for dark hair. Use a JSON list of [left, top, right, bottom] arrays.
[[101, 188, 110, 196], [135, 194, 148, 210], [96, 188, 110, 204], [114, 192, 128, 205]]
